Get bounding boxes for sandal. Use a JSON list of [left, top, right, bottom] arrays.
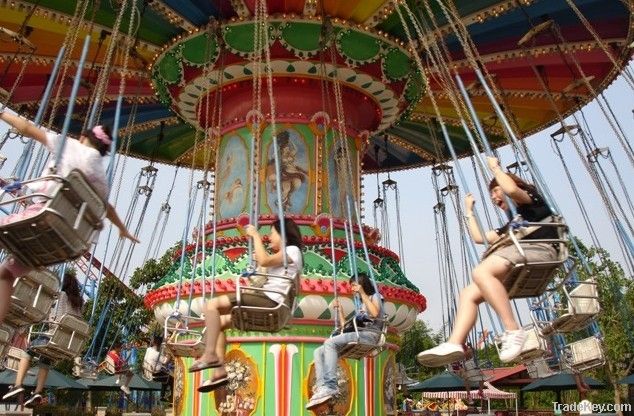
[[188, 359, 221, 373], [197, 375, 229, 393]]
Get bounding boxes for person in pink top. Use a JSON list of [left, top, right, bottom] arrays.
[[0, 110, 139, 325]]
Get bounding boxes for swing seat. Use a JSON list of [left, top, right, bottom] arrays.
[[563, 336, 605, 372], [29, 314, 90, 361], [525, 357, 556, 379], [231, 272, 297, 333], [460, 359, 489, 382], [541, 280, 599, 335], [6, 268, 59, 327], [0, 323, 15, 362], [338, 319, 388, 360], [73, 359, 98, 379], [4, 347, 25, 372], [100, 355, 131, 375], [166, 336, 205, 358], [518, 325, 549, 360], [142, 364, 171, 383], [164, 315, 206, 357], [501, 217, 569, 299], [338, 333, 385, 360], [0, 170, 106, 268]]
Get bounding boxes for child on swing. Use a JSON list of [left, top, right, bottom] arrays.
[[0, 111, 139, 325]]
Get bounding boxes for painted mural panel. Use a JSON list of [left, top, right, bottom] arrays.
[[262, 128, 310, 214], [217, 134, 249, 220], [326, 135, 358, 218], [213, 349, 259, 415], [383, 356, 397, 415], [306, 358, 353, 415]]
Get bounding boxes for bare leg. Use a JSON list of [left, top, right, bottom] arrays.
[[471, 256, 518, 331], [0, 264, 16, 324], [15, 355, 31, 387], [211, 315, 233, 379], [34, 367, 49, 393], [123, 370, 133, 388], [448, 284, 484, 345], [198, 296, 232, 364]]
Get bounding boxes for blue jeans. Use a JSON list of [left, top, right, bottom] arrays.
[[313, 331, 379, 391]]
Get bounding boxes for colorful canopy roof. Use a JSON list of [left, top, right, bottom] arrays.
[[0, 0, 630, 171]]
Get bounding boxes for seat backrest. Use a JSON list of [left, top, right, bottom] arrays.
[[9, 269, 60, 325], [0, 324, 15, 358], [47, 314, 90, 357], [570, 337, 604, 363], [567, 281, 599, 315], [61, 169, 107, 222], [521, 326, 548, 353]]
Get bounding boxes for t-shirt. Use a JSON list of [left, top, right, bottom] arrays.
[[355, 292, 384, 331], [263, 245, 303, 304], [495, 187, 557, 240], [31, 132, 108, 201], [143, 346, 161, 373], [107, 350, 126, 370]]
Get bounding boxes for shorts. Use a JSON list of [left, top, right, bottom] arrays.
[[27, 336, 53, 366], [227, 292, 278, 308], [490, 242, 558, 266]]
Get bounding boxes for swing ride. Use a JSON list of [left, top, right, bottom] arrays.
[[0, 0, 630, 415]]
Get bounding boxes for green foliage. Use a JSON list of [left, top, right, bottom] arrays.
[[130, 243, 179, 290], [565, 238, 634, 406], [84, 273, 152, 348], [396, 320, 444, 380]]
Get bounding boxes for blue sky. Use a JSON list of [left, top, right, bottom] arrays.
[[1, 64, 632, 335]]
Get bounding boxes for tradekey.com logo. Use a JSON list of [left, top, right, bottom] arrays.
[[553, 401, 632, 414]]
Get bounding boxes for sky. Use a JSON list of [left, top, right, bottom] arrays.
[[0, 63, 632, 336]]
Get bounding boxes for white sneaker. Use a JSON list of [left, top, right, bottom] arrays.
[[416, 343, 465, 367], [2, 385, 24, 401], [120, 385, 131, 395], [306, 395, 331, 410], [306, 387, 338, 410], [24, 393, 42, 408], [498, 329, 527, 363]]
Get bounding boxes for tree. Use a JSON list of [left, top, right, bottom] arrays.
[[571, 239, 634, 413], [396, 320, 444, 380], [129, 243, 178, 291], [83, 273, 152, 354]]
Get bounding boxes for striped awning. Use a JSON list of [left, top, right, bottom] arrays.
[[421, 382, 516, 400]]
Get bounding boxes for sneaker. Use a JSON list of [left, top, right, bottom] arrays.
[[2, 385, 24, 401], [416, 343, 465, 367], [306, 395, 332, 410], [311, 386, 339, 400], [120, 385, 131, 395], [498, 329, 527, 363], [24, 393, 42, 408]]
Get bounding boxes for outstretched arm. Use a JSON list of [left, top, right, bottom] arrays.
[[0, 111, 48, 145], [106, 204, 140, 243], [488, 157, 531, 204]]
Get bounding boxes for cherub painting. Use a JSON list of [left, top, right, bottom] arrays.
[[327, 142, 357, 218], [217, 135, 248, 219], [265, 129, 309, 212]]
